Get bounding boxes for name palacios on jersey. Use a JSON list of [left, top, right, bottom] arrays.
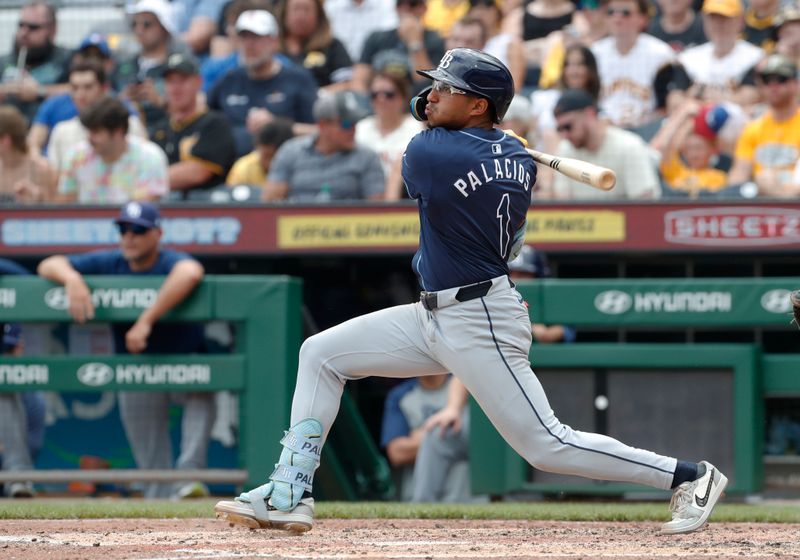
[[453, 146, 532, 198]]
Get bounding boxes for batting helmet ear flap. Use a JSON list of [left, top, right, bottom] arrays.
[[410, 86, 432, 121]]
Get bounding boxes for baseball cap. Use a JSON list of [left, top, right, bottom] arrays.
[[701, 0, 743, 18], [693, 104, 729, 141], [553, 89, 596, 117], [759, 54, 797, 79], [373, 50, 413, 82], [78, 33, 111, 58], [2, 323, 22, 353], [164, 53, 200, 76], [127, 0, 178, 36], [313, 90, 370, 125], [114, 201, 161, 229], [235, 10, 279, 37]]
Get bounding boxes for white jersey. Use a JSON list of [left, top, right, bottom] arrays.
[[679, 40, 764, 99], [592, 34, 674, 128], [553, 126, 661, 200], [355, 115, 423, 178]]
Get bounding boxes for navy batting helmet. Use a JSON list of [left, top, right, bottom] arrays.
[[417, 48, 514, 123], [508, 246, 551, 278]]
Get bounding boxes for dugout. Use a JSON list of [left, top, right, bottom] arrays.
[[2, 201, 800, 498], [0, 274, 393, 500]]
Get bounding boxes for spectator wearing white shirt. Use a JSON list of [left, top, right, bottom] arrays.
[[325, 0, 398, 61], [591, 0, 674, 128], [355, 60, 422, 199], [678, 0, 764, 108], [551, 89, 660, 200]]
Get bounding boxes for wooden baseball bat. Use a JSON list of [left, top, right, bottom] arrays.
[[526, 148, 616, 191]]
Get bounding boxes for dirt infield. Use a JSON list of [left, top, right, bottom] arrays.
[[0, 518, 799, 559]]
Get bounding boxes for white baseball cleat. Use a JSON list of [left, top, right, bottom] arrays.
[[660, 461, 728, 535], [215, 496, 315, 533]]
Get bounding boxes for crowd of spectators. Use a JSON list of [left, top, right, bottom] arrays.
[[2, 0, 800, 206]]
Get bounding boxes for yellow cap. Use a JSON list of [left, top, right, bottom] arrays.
[[702, 0, 743, 18]]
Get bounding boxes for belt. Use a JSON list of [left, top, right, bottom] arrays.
[[420, 276, 510, 311]]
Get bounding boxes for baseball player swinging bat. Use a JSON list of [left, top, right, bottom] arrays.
[[410, 88, 617, 192]]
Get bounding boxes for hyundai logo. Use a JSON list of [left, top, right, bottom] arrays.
[[761, 289, 793, 314], [44, 287, 69, 310], [594, 290, 632, 315], [76, 362, 114, 387]]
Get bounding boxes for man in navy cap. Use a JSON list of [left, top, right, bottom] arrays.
[[38, 201, 215, 499]]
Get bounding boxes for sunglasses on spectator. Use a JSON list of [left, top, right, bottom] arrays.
[[371, 90, 398, 100], [606, 7, 633, 17], [339, 119, 357, 129], [432, 80, 466, 96], [131, 19, 155, 30], [18, 21, 45, 31], [556, 122, 574, 133], [758, 73, 792, 85], [118, 223, 151, 235]]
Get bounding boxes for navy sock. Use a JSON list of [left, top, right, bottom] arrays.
[[671, 461, 700, 489]]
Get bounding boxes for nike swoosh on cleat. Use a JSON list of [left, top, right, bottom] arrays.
[[695, 469, 715, 507]]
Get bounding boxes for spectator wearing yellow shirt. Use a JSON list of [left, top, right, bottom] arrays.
[[226, 119, 295, 187], [728, 54, 800, 198], [424, 0, 470, 37], [651, 101, 728, 197]]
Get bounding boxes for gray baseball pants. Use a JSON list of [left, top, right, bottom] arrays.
[[0, 394, 33, 474], [412, 410, 471, 502], [119, 391, 216, 498], [289, 276, 677, 491]]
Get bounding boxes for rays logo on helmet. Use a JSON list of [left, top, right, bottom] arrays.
[[439, 50, 454, 69]]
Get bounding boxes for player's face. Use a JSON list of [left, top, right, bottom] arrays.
[[425, 80, 481, 128], [118, 224, 161, 263], [69, 71, 105, 113]]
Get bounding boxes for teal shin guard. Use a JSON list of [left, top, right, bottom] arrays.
[[269, 418, 322, 511]]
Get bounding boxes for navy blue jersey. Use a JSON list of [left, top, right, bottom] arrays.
[[0, 257, 30, 276], [67, 249, 205, 355], [207, 65, 317, 156], [403, 127, 535, 292]]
